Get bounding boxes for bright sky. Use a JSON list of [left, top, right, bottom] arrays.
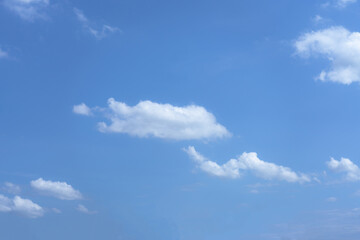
[[1, 0, 360, 239]]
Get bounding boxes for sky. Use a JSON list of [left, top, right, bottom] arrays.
[[1, 0, 360, 239]]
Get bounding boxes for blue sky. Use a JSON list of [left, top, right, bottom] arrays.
[[2, 0, 360, 239]]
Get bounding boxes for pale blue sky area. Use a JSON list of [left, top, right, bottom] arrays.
[[2, 0, 360, 239]]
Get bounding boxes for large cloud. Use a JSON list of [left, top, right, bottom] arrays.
[[3, 0, 49, 21], [184, 146, 311, 183], [327, 157, 360, 181], [0, 194, 44, 218], [295, 26, 360, 84], [75, 98, 230, 140], [30, 178, 82, 200]]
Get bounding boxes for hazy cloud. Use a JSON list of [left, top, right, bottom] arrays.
[[3, 182, 21, 194], [73, 8, 120, 39], [3, 0, 49, 21]]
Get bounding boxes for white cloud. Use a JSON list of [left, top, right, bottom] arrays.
[[80, 98, 230, 140], [0, 195, 13, 212], [73, 103, 92, 116], [73, 8, 120, 39], [295, 26, 360, 84], [3, 0, 49, 21], [0, 194, 44, 218], [12, 196, 44, 218], [3, 182, 21, 194], [76, 204, 96, 214], [30, 178, 82, 200], [184, 146, 311, 183], [327, 157, 360, 181], [337, 0, 357, 8]]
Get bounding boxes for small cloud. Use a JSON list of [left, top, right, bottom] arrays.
[[3, 0, 49, 21], [250, 189, 259, 194], [336, 0, 357, 8], [73, 103, 92, 116], [73, 8, 120, 39], [3, 182, 21, 194], [0, 194, 44, 218], [326, 197, 337, 202], [313, 15, 323, 23], [184, 146, 310, 183], [76, 204, 96, 214], [327, 157, 360, 181], [30, 178, 82, 200]]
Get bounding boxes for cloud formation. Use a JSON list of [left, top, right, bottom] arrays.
[[295, 26, 360, 84], [73, 8, 120, 39], [3, 0, 49, 21], [327, 157, 360, 181], [77, 98, 230, 140], [3, 182, 21, 194], [0, 194, 44, 218], [336, 0, 357, 8], [30, 178, 82, 200], [73, 103, 92, 116], [184, 146, 310, 183], [76, 204, 96, 214]]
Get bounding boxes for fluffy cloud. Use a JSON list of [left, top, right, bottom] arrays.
[[73, 103, 92, 116], [184, 146, 310, 183], [3, 182, 21, 194], [78, 98, 230, 140], [0, 194, 44, 218], [3, 0, 49, 21], [73, 8, 120, 39], [327, 157, 360, 181], [295, 26, 360, 84], [30, 178, 82, 200]]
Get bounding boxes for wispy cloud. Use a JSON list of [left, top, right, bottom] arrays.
[[0, 194, 44, 218], [3, 182, 21, 194], [327, 157, 360, 181], [326, 197, 337, 202], [0, 48, 8, 59], [3, 0, 49, 21], [30, 178, 82, 200], [73, 8, 120, 39], [184, 146, 311, 183], [76, 204, 96, 214], [75, 98, 230, 140], [336, 0, 357, 8], [295, 26, 360, 85]]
